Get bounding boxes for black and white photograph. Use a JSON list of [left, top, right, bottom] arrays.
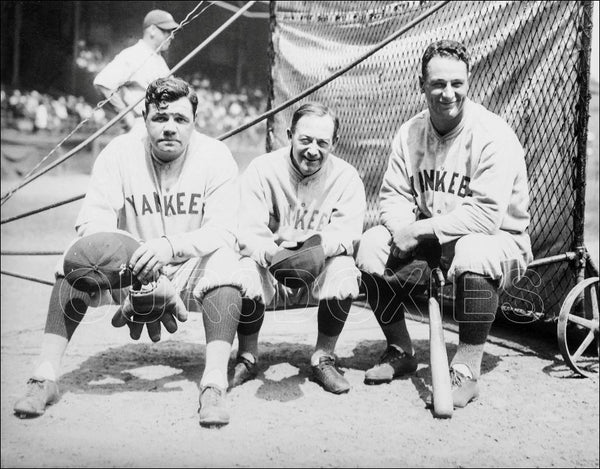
[[1, 1, 598, 467]]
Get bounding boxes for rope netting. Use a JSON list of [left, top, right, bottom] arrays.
[[267, 1, 593, 321]]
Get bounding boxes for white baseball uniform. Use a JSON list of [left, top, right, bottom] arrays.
[[356, 99, 533, 285], [75, 129, 242, 303], [94, 40, 170, 117], [236, 146, 366, 307]]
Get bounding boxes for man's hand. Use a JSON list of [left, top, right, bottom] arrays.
[[389, 224, 420, 258], [129, 237, 174, 284], [388, 220, 436, 258]]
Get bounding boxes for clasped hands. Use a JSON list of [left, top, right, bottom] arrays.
[[388, 221, 433, 259]]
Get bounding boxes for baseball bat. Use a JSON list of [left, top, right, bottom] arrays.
[[429, 296, 453, 418]]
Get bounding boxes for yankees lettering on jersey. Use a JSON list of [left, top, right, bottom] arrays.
[[75, 130, 239, 260], [125, 192, 203, 217], [238, 146, 366, 265], [409, 170, 472, 199], [280, 202, 330, 232], [380, 99, 530, 244]]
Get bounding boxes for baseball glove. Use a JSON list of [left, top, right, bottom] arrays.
[[111, 275, 188, 342]]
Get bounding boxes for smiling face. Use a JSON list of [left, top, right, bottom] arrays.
[[144, 97, 195, 162], [287, 114, 336, 177], [420, 55, 469, 135]]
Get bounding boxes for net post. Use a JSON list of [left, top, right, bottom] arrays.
[[573, 0, 593, 284], [266, 0, 277, 153]]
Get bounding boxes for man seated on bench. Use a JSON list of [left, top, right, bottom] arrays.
[[356, 39, 533, 409], [234, 102, 366, 395]]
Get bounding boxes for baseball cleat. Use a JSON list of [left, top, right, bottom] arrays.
[[230, 354, 258, 389], [364, 345, 418, 385], [425, 367, 479, 409], [198, 385, 230, 428], [13, 377, 59, 418], [311, 355, 350, 394], [448, 367, 479, 407]]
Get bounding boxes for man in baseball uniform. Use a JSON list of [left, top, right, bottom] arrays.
[[13, 77, 243, 427], [94, 9, 178, 133], [356, 40, 532, 408], [234, 102, 366, 394]]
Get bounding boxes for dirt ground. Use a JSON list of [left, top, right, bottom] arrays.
[[1, 174, 599, 468]]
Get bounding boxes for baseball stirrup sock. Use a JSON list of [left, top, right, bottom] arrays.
[[453, 272, 500, 378], [237, 298, 265, 336], [317, 297, 352, 337], [44, 277, 92, 340], [361, 271, 406, 325], [201, 286, 242, 344]]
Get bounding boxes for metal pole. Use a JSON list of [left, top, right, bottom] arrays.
[[1, 270, 54, 286], [265, 0, 277, 153], [573, 1, 593, 285], [72, 0, 81, 92], [11, 2, 22, 87], [1, 194, 85, 225], [1, 251, 63, 256]]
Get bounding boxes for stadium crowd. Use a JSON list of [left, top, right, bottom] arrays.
[[1, 73, 266, 142]]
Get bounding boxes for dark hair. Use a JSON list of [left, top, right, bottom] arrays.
[[145, 76, 198, 117], [290, 102, 340, 141], [421, 40, 470, 78]]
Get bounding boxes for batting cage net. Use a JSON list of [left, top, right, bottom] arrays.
[[266, 1, 593, 322]]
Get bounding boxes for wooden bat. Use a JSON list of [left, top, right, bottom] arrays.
[[429, 295, 453, 418]]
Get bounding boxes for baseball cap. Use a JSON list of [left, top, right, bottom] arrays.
[[143, 10, 179, 31], [63, 232, 141, 293], [269, 234, 325, 289]]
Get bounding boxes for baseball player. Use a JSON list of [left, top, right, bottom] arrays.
[[356, 40, 532, 408], [13, 77, 243, 428], [233, 102, 366, 394], [94, 9, 177, 133]]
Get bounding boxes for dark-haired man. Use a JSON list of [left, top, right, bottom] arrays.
[[14, 77, 243, 428], [234, 102, 366, 394], [356, 40, 532, 408]]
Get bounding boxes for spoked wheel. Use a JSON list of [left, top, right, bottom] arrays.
[[557, 277, 599, 378]]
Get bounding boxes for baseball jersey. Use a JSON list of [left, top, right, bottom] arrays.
[[380, 99, 530, 245], [75, 130, 238, 263], [237, 146, 366, 268], [93, 40, 170, 116]]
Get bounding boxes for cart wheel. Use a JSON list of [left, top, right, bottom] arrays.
[[557, 277, 599, 378]]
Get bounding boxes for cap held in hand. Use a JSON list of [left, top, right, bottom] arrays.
[[269, 234, 325, 289], [63, 232, 140, 293]]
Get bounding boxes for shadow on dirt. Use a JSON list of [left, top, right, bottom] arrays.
[[59, 338, 502, 404]]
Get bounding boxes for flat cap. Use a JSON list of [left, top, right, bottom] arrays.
[[143, 10, 179, 30], [63, 232, 140, 293], [269, 234, 325, 289]]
